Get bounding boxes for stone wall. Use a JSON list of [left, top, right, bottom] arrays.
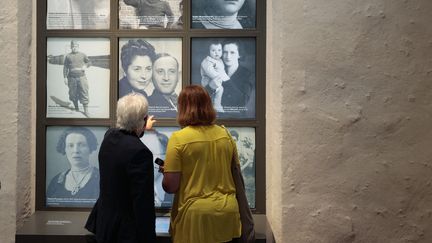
[[267, 0, 432, 242], [2, 0, 432, 242], [0, 0, 33, 242]]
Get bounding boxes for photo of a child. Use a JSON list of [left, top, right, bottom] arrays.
[[200, 42, 230, 112]]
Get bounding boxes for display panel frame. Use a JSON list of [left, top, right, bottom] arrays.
[[118, 38, 183, 118], [36, 0, 266, 214], [191, 0, 256, 29], [119, 0, 183, 30], [46, 37, 111, 119], [45, 126, 108, 208], [47, 0, 111, 30], [191, 37, 256, 119]]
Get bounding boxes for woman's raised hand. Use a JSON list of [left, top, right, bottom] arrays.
[[145, 115, 156, 130]]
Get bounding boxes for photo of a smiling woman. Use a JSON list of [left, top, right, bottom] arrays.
[[119, 38, 182, 118], [46, 126, 106, 207], [119, 39, 157, 99]]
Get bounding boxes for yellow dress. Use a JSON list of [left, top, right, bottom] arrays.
[[164, 125, 241, 243]]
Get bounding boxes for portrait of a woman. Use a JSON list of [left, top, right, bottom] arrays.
[[46, 127, 100, 207], [119, 39, 157, 98], [220, 40, 254, 114], [192, 38, 256, 118]]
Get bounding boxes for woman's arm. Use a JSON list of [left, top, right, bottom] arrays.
[[201, 57, 221, 80], [145, 115, 156, 130], [162, 132, 181, 193], [162, 172, 181, 193]]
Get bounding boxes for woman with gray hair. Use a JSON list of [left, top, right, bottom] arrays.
[[85, 93, 157, 243]]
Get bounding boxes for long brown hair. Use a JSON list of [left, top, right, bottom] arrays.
[[177, 85, 216, 127]]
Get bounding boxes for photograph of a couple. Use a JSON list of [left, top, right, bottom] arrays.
[[46, 38, 110, 119], [119, 38, 182, 118], [191, 37, 256, 119]]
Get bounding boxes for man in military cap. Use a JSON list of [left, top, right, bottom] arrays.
[[63, 40, 91, 116]]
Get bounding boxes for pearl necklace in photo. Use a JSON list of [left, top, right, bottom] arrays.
[[70, 166, 91, 196]]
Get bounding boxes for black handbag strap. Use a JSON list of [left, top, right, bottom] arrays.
[[221, 125, 256, 243]]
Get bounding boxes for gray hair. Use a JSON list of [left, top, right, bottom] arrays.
[[116, 93, 149, 132]]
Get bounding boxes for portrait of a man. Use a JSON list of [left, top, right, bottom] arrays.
[[47, 0, 110, 29], [147, 53, 180, 118], [63, 40, 91, 117], [119, 0, 183, 29], [46, 38, 110, 118]]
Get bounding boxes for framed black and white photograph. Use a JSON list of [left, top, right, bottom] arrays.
[[227, 127, 256, 208], [119, 0, 183, 30], [140, 127, 179, 208], [191, 0, 256, 29], [45, 126, 108, 208], [119, 38, 182, 118], [46, 0, 110, 29], [191, 38, 256, 119], [46, 38, 110, 118]]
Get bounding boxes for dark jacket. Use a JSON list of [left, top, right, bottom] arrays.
[[147, 90, 177, 118], [85, 128, 156, 243], [221, 65, 253, 108]]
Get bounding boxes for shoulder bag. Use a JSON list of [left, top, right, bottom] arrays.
[[223, 126, 256, 243]]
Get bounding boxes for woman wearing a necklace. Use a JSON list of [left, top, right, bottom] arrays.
[[46, 127, 99, 207], [191, 0, 255, 29]]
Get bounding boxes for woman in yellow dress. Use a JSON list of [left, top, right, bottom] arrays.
[[162, 85, 241, 243]]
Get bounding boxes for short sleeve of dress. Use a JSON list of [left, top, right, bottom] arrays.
[[231, 137, 241, 166], [164, 132, 182, 172], [224, 127, 241, 167]]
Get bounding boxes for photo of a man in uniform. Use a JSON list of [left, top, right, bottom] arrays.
[[63, 40, 91, 117]]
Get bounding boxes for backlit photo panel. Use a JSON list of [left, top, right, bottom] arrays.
[[119, 38, 182, 118], [191, 38, 256, 119], [191, 0, 256, 29], [46, 126, 108, 208], [119, 0, 183, 30], [140, 127, 179, 208], [46, 38, 110, 118], [47, 0, 110, 29], [227, 127, 256, 208]]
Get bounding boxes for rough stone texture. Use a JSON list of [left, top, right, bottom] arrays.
[[2, 0, 432, 242], [267, 0, 432, 242], [0, 0, 19, 242], [16, 0, 34, 227], [0, 0, 33, 242], [266, 0, 283, 240]]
